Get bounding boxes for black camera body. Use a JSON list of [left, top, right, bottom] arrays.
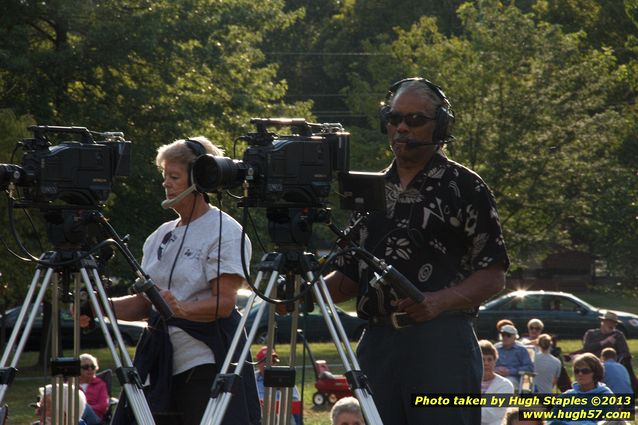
[[193, 118, 349, 209], [0, 125, 131, 207]]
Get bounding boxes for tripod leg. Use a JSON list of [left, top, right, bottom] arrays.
[[308, 273, 384, 425], [0, 265, 54, 404], [79, 265, 155, 424], [200, 268, 281, 425], [264, 275, 301, 425]]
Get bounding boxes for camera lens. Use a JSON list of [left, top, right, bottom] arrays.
[[192, 154, 245, 192]]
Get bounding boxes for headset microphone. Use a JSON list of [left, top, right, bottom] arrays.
[[394, 138, 452, 148], [161, 184, 197, 209], [405, 139, 444, 148]]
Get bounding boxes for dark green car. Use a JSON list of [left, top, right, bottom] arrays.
[[474, 290, 638, 340]]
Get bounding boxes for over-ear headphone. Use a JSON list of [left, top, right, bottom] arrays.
[[184, 138, 207, 189], [379, 77, 454, 143]]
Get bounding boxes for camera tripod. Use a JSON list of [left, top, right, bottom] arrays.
[[199, 208, 384, 425], [0, 210, 172, 425], [200, 251, 383, 425]]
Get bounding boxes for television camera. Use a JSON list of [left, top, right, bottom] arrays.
[[0, 125, 131, 208], [191, 118, 365, 209]]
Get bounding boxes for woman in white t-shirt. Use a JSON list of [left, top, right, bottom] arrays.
[[109, 137, 259, 425]]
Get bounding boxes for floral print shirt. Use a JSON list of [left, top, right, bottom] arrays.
[[338, 151, 509, 319]]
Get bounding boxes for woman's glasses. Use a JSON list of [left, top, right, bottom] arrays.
[[386, 111, 435, 128], [574, 367, 592, 375], [81, 364, 96, 370]]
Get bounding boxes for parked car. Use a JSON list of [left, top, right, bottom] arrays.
[[236, 288, 262, 314], [474, 290, 638, 340], [0, 304, 146, 351], [243, 302, 367, 344]]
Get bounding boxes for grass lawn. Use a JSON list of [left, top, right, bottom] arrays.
[[6, 340, 638, 425]]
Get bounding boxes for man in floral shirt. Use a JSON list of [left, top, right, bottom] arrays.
[[325, 78, 509, 425]]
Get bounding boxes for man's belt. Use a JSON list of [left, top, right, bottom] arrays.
[[368, 310, 475, 330], [369, 312, 416, 329]]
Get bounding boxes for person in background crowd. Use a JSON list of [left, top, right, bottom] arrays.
[[253, 346, 301, 425], [549, 353, 615, 425], [600, 347, 632, 395], [35, 383, 87, 425], [521, 319, 544, 349], [330, 397, 364, 425], [78, 353, 108, 423], [532, 334, 561, 393], [495, 324, 534, 390], [480, 340, 514, 425]]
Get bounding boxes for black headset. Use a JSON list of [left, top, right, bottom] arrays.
[[379, 77, 454, 143], [184, 138, 207, 189]]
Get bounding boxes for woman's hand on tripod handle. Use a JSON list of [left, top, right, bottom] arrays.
[[160, 290, 186, 319]]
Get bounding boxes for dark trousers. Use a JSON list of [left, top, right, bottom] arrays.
[[357, 316, 482, 425], [168, 363, 217, 425]]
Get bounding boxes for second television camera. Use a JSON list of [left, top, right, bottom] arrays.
[[192, 118, 351, 209], [0, 125, 131, 208]]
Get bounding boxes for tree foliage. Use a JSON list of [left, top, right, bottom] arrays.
[[0, 0, 637, 299], [342, 0, 637, 277], [0, 0, 312, 304]]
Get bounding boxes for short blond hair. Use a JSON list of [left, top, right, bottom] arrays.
[[155, 136, 224, 170]]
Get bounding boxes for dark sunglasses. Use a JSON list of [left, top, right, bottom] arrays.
[[529, 326, 542, 331], [81, 364, 96, 370], [386, 111, 435, 128], [574, 367, 592, 375], [500, 333, 514, 337]]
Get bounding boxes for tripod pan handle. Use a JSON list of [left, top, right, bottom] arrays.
[[384, 266, 425, 303], [135, 278, 174, 320]]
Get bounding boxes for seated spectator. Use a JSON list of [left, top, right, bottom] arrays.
[[549, 353, 615, 425], [36, 383, 87, 425], [533, 334, 561, 393], [521, 319, 544, 349], [254, 346, 301, 425], [78, 353, 109, 423], [480, 340, 514, 425], [330, 396, 364, 425], [495, 325, 534, 390], [601, 348, 632, 395]]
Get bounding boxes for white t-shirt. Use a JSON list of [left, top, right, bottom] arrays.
[[481, 374, 514, 425], [141, 206, 252, 375]]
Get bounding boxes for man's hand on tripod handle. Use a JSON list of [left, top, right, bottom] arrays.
[[396, 264, 506, 323]]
